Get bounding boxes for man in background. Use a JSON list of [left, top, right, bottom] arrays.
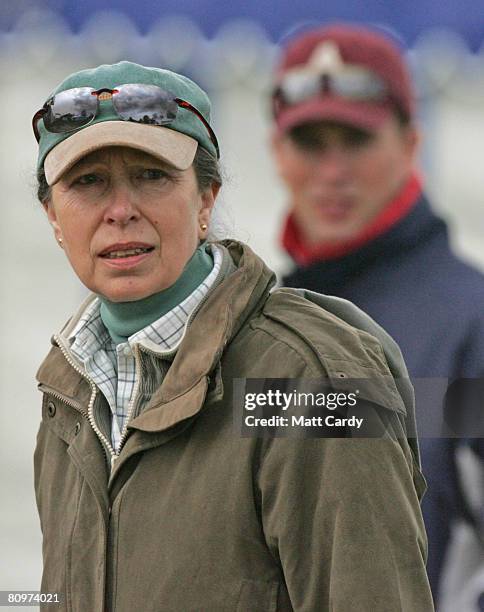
[[270, 23, 484, 608]]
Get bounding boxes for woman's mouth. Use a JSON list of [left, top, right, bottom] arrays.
[[99, 243, 155, 268], [102, 247, 154, 259]]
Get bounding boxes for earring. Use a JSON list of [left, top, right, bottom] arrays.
[[200, 223, 208, 231], [57, 237, 63, 247]]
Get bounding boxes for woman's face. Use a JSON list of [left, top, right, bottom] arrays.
[[44, 147, 217, 302]]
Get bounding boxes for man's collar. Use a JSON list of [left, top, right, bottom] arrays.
[[282, 171, 423, 266]]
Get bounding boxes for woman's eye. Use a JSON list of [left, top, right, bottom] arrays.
[[74, 173, 100, 186], [140, 169, 169, 181]]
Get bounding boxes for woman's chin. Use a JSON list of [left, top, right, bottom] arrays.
[[96, 282, 161, 303]]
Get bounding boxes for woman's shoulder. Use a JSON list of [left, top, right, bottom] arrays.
[[225, 284, 419, 463], [231, 284, 412, 416], [220, 242, 400, 375], [260, 287, 402, 380], [226, 286, 405, 393]]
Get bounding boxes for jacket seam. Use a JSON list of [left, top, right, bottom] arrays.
[[248, 322, 325, 378], [266, 292, 391, 371], [67, 477, 85, 612], [107, 489, 123, 612], [152, 374, 208, 406], [250, 437, 282, 571]]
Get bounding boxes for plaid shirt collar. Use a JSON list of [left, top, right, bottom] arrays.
[[69, 244, 223, 359]]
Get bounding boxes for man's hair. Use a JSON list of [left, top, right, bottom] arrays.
[[36, 145, 222, 203]]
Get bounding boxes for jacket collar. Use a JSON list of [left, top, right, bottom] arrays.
[[140, 241, 276, 403]]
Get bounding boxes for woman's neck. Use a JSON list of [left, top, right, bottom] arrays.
[[99, 243, 214, 344]]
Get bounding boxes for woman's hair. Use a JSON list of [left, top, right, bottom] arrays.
[[192, 146, 223, 193], [36, 145, 222, 203]]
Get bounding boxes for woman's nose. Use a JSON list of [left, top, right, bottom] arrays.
[[103, 184, 141, 226]]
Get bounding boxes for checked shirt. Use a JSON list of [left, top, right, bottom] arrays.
[[68, 245, 223, 453]]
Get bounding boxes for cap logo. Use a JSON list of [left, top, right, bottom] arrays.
[[307, 41, 344, 75], [97, 91, 113, 101]]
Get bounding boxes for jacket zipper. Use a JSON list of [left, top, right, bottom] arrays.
[[53, 336, 117, 611], [38, 385, 86, 416], [117, 343, 143, 453], [115, 260, 228, 450], [54, 334, 117, 470]]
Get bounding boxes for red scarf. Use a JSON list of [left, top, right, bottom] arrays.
[[281, 173, 423, 266]]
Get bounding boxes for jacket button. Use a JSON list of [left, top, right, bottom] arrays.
[[47, 401, 56, 417], [74, 422, 81, 436]]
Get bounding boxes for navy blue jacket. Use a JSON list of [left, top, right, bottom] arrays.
[[283, 195, 484, 600]]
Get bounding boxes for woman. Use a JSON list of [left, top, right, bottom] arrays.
[[33, 61, 433, 611]]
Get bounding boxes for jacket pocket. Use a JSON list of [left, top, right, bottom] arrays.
[[236, 579, 279, 612]]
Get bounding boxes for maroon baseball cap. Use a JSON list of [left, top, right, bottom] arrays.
[[273, 23, 415, 133]]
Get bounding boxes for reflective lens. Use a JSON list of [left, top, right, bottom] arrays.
[[333, 72, 387, 100], [276, 68, 388, 106], [33, 83, 220, 158], [43, 87, 98, 133], [281, 72, 321, 105], [112, 84, 178, 124]]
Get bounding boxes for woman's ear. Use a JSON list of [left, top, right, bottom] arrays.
[[43, 200, 63, 245], [198, 182, 220, 239]]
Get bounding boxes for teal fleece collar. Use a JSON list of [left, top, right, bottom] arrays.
[[99, 243, 213, 344]]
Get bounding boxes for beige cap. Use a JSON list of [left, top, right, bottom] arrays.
[[44, 120, 198, 185]]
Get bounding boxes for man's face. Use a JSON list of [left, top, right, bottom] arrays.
[[272, 117, 418, 245]]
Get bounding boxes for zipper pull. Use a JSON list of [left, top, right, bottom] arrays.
[[110, 455, 117, 471]]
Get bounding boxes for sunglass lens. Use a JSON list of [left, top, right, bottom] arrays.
[[43, 87, 97, 133], [281, 72, 321, 104], [113, 84, 178, 125], [333, 73, 386, 100]]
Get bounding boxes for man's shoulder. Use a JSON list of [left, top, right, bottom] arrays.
[[444, 254, 484, 300], [410, 205, 484, 296], [422, 240, 484, 331]]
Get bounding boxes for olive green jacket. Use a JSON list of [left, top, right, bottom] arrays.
[[35, 241, 434, 611]]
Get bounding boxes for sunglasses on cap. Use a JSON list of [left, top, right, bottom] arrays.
[[32, 83, 220, 158], [272, 66, 388, 111]]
